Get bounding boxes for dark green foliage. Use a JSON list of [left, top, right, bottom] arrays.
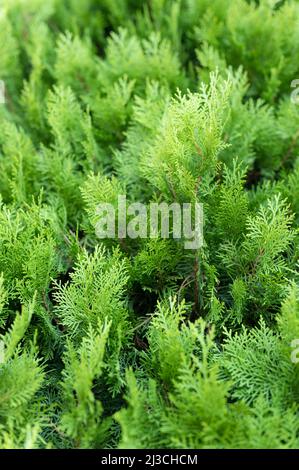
[[0, 0, 299, 449]]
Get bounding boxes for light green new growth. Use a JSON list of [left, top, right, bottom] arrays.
[[0, 0, 299, 450]]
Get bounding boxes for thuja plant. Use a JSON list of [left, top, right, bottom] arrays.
[[0, 0, 299, 449]]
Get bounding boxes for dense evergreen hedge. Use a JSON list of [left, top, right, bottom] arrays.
[[0, 0, 299, 449]]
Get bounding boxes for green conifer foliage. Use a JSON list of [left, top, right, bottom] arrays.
[[0, 0, 299, 449]]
